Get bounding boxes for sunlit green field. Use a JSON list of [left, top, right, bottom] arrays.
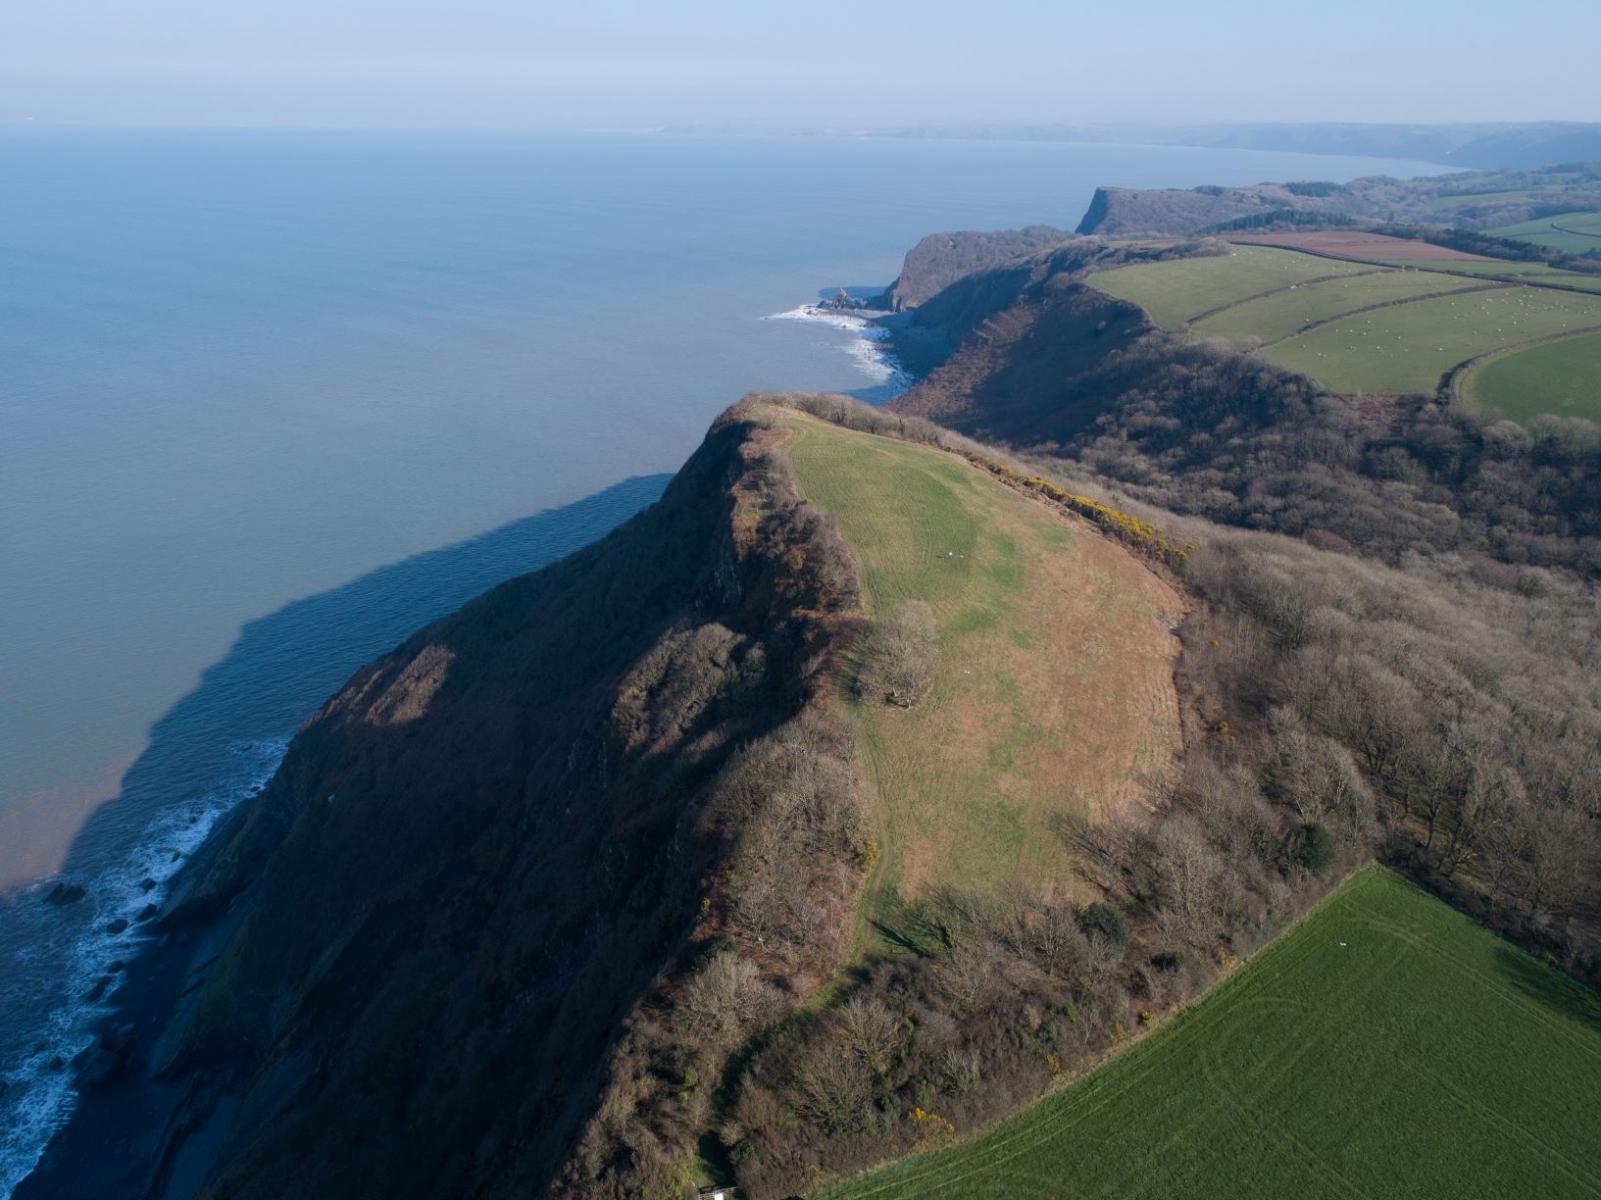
[[818, 867, 1601, 1200], [1461, 331, 1601, 422], [1090, 242, 1601, 408], [774, 410, 1181, 923], [1087, 245, 1373, 329], [1261, 285, 1601, 394], [1189, 269, 1485, 347]]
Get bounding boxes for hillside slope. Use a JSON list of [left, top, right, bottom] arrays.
[[776, 408, 1181, 907], [889, 240, 1601, 571], [19, 404, 871, 1200]]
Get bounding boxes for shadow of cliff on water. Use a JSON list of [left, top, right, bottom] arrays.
[[1, 474, 670, 1198], [40, 472, 674, 902]]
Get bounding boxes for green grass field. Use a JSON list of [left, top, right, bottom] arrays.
[[1261, 285, 1601, 395], [1461, 331, 1601, 422], [1189, 270, 1486, 348], [1383, 259, 1601, 294], [1089, 242, 1601, 411], [1087, 245, 1374, 329], [1490, 211, 1601, 256], [775, 411, 1181, 919], [818, 867, 1601, 1200]]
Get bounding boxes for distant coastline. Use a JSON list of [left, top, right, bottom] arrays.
[[659, 119, 1601, 172]]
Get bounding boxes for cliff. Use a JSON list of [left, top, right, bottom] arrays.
[[877, 224, 1073, 310], [20, 403, 871, 1200], [1074, 182, 1361, 236], [1075, 163, 1601, 238]]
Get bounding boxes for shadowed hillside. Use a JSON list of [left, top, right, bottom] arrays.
[[19, 406, 870, 1200]]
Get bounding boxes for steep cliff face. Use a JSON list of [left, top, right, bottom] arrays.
[[1074, 183, 1361, 236], [1074, 164, 1601, 237], [21, 404, 870, 1200], [878, 225, 1073, 310]]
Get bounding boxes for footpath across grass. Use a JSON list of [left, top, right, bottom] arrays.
[[818, 867, 1601, 1200]]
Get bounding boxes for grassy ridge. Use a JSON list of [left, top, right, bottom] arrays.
[[819, 867, 1601, 1200], [776, 411, 1181, 921]]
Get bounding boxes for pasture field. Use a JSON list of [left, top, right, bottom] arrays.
[[1189, 270, 1487, 348], [1432, 188, 1535, 210], [1090, 241, 1601, 409], [1261, 285, 1601, 395], [1087, 245, 1372, 329], [1395, 260, 1601, 293], [1490, 211, 1601, 256], [1461, 331, 1601, 423], [818, 866, 1601, 1200], [774, 410, 1181, 915]]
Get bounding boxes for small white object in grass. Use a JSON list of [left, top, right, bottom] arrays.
[[1339, 941, 1347, 947]]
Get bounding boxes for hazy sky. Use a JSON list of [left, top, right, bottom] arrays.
[[4, 0, 1599, 130]]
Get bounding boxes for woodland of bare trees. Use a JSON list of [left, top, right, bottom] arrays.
[[856, 601, 939, 708], [702, 395, 1601, 1200]]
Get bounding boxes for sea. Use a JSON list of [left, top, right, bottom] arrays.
[[0, 127, 1448, 1193]]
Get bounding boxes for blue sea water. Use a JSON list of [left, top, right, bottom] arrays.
[[0, 127, 1447, 1192]]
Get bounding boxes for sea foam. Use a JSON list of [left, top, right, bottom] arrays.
[[0, 738, 286, 1199], [764, 305, 912, 397]]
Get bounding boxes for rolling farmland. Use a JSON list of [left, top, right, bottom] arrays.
[[818, 867, 1601, 1200], [1261, 285, 1601, 396], [1190, 270, 1486, 348], [1087, 245, 1373, 329], [1087, 242, 1601, 405]]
